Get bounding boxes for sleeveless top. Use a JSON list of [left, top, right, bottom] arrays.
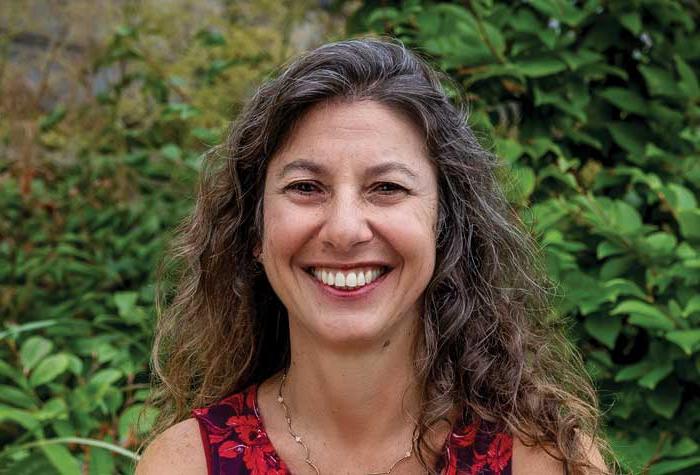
[[192, 385, 512, 475]]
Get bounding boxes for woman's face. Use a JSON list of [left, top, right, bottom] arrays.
[[260, 100, 438, 348]]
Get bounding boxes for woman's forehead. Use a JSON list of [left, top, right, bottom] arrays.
[[268, 100, 431, 176]]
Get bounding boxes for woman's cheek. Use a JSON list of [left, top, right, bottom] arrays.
[[263, 200, 318, 255]]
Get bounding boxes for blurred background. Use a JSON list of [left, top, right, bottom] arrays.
[[1, 0, 699, 473]]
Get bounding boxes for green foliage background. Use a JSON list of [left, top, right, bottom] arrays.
[[2, 1, 699, 473]]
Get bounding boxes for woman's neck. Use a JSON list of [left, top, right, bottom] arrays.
[[282, 322, 421, 448]]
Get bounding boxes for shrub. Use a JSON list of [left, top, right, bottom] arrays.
[[350, 1, 700, 473], [0, 1, 334, 472]]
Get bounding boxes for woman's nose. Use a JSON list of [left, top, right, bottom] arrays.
[[318, 190, 373, 252]]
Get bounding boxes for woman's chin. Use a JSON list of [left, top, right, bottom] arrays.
[[295, 313, 412, 350]]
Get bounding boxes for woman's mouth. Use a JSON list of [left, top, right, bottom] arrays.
[[304, 266, 391, 293]]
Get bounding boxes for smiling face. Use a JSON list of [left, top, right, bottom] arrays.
[[260, 100, 439, 349]]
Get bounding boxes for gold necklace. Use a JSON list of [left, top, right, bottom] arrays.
[[277, 372, 414, 475]]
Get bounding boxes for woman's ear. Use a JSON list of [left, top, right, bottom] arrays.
[[253, 244, 263, 262]]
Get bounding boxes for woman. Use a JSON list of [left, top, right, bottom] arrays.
[[136, 38, 610, 474]]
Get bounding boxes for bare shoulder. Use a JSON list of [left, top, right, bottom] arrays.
[[512, 436, 564, 475], [135, 418, 208, 475], [512, 432, 608, 475]]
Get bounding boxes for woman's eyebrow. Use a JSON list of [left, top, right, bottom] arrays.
[[276, 159, 418, 180], [277, 159, 325, 179], [366, 161, 418, 180]]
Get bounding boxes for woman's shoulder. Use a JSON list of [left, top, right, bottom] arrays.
[[135, 418, 207, 475], [511, 431, 608, 475], [135, 386, 257, 475], [191, 384, 259, 430]]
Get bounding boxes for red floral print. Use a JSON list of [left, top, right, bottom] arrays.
[[193, 385, 512, 474], [486, 433, 512, 472], [451, 419, 478, 448]]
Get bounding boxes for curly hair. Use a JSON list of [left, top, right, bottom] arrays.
[[148, 37, 612, 474]]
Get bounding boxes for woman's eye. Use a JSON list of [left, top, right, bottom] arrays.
[[285, 181, 321, 195], [373, 182, 407, 194]]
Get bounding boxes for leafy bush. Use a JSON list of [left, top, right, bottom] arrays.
[[351, 0, 700, 473], [2, 0, 699, 473], [0, 1, 334, 472]]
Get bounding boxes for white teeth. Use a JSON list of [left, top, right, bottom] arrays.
[[309, 266, 387, 289]]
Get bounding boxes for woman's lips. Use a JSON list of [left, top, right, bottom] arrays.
[[306, 268, 391, 299]]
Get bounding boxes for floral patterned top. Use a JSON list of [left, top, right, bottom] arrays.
[[192, 385, 512, 475]]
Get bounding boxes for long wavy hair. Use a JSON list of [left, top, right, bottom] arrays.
[[148, 37, 611, 473]]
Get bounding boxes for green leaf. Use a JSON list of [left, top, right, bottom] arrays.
[[629, 314, 675, 331], [646, 380, 682, 419], [558, 49, 604, 71], [0, 384, 36, 409], [39, 105, 67, 132], [114, 291, 138, 318], [662, 183, 698, 212], [160, 143, 182, 161], [496, 138, 524, 164], [118, 404, 158, 443], [664, 437, 699, 458], [514, 57, 567, 77], [538, 164, 579, 190], [609, 434, 656, 473], [533, 86, 587, 121], [643, 232, 677, 255], [35, 398, 68, 421], [0, 320, 59, 340], [366, 7, 400, 27], [524, 137, 563, 159], [597, 240, 626, 259], [678, 209, 700, 240], [611, 300, 675, 330], [12, 436, 139, 461], [88, 447, 116, 475], [603, 278, 647, 301], [600, 256, 634, 280], [0, 359, 22, 384], [0, 405, 40, 430], [612, 200, 643, 234], [649, 457, 700, 475], [619, 12, 642, 35], [20, 336, 54, 373], [191, 127, 222, 144], [2, 454, 55, 475], [638, 362, 673, 389], [584, 314, 622, 349], [599, 88, 648, 115], [528, 0, 589, 26], [608, 122, 646, 157], [40, 444, 82, 475], [87, 368, 123, 402], [615, 360, 653, 382], [508, 8, 541, 34], [683, 295, 700, 317], [195, 28, 227, 47], [29, 354, 70, 387], [531, 200, 569, 232], [163, 103, 201, 120], [508, 166, 536, 202], [639, 65, 683, 98], [666, 330, 700, 355], [675, 55, 700, 98]]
